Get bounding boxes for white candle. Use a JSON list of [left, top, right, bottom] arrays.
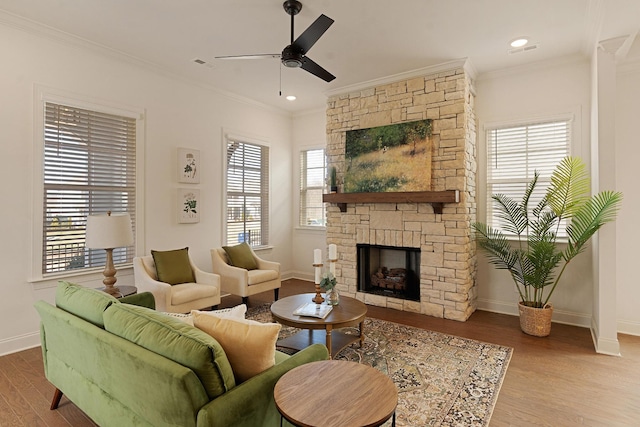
[[315, 268, 321, 284], [314, 249, 321, 264], [329, 244, 337, 260], [330, 262, 336, 276]]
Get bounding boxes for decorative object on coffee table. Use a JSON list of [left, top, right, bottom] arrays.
[[312, 248, 324, 303], [320, 271, 339, 306], [85, 211, 134, 297]]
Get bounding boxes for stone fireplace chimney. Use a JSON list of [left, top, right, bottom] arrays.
[[325, 60, 477, 321]]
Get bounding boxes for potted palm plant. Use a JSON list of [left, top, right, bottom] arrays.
[[472, 156, 622, 336]]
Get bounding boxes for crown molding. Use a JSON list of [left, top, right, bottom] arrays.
[[325, 58, 475, 99], [0, 10, 293, 118]]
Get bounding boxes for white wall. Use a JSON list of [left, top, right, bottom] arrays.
[[0, 22, 294, 355], [615, 57, 640, 335], [290, 109, 328, 281], [474, 57, 596, 327]]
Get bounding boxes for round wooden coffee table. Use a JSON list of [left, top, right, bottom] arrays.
[[270, 293, 367, 359], [274, 360, 397, 427]]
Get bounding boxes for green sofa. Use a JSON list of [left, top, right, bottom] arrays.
[[35, 281, 328, 427]]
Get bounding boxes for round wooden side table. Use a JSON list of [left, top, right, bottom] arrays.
[[274, 360, 397, 427]]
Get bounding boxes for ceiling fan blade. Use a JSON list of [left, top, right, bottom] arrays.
[[300, 56, 335, 82], [215, 54, 280, 60], [292, 14, 334, 54]]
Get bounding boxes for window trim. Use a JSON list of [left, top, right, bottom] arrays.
[[30, 86, 145, 282], [222, 130, 271, 248]]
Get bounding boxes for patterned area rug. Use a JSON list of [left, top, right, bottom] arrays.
[[247, 304, 512, 427]]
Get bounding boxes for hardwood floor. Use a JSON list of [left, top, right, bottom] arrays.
[[3, 278, 639, 426]]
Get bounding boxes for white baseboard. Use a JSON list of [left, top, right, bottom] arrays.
[[284, 271, 314, 282], [476, 298, 591, 328], [591, 318, 621, 356], [617, 319, 640, 336], [0, 331, 41, 357]]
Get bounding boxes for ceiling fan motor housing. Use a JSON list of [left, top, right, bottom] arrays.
[[281, 45, 303, 67]]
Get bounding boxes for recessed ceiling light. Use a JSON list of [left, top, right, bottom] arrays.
[[286, 95, 297, 101], [510, 37, 529, 48]]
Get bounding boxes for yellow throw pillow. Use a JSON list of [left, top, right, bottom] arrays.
[[193, 312, 281, 383]]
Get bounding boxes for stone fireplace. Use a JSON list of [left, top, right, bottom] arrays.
[[325, 60, 477, 321]]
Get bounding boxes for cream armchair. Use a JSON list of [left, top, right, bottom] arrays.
[[133, 255, 221, 313], [211, 247, 281, 304]]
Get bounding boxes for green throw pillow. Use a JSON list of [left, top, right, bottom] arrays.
[[222, 242, 258, 270], [55, 281, 118, 328], [151, 247, 195, 285]]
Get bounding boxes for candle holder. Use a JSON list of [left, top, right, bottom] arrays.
[[312, 262, 325, 303]]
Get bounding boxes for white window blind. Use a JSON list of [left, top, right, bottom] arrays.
[[486, 119, 570, 235], [300, 148, 327, 227], [43, 102, 136, 274], [226, 139, 269, 247]]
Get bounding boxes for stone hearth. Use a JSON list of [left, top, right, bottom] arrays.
[[325, 61, 477, 321]]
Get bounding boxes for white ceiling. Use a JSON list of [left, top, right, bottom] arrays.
[[1, 0, 639, 113]]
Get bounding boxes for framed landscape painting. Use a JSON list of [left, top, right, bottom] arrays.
[[344, 119, 432, 193]]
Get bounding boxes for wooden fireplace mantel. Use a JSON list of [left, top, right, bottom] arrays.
[[322, 190, 460, 214]]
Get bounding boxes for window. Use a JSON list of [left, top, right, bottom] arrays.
[[486, 119, 571, 235], [42, 101, 136, 274], [225, 138, 269, 247], [300, 148, 327, 227]]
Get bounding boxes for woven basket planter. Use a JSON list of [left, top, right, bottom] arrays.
[[518, 302, 553, 337]]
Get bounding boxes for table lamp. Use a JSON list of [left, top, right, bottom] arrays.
[[85, 211, 134, 296]]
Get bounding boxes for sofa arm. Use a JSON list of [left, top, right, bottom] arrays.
[[196, 344, 329, 427], [119, 291, 156, 309]]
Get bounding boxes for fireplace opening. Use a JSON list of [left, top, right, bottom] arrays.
[[357, 244, 420, 301]]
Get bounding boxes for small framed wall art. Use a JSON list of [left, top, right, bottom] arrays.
[[178, 188, 200, 223], [178, 147, 200, 183]]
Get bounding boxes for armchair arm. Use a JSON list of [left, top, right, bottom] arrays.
[[196, 344, 329, 427], [133, 257, 173, 312], [249, 247, 280, 272], [211, 249, 250, 296], [191, 261, 221, 288]]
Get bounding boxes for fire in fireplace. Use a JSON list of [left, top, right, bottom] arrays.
[[357, 244, 420, 301]]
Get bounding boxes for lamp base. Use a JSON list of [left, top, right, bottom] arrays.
[[101, 248, 121, 297], [102, 284, 122, 297]]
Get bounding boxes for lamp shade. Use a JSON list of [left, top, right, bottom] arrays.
[[85, 212, 134, 249]]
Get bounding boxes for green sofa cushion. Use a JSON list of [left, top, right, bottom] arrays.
[[55, 281, 118, 328], [151, 247, 196, 285], [222, 242, 258, 270], [103, 303, 236, 400]]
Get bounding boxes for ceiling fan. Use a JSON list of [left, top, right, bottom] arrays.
[[215, 0, 335, 82]]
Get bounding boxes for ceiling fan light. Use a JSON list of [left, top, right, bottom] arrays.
[[286, 95, 297, 101], [283, 58, 302, 68]]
